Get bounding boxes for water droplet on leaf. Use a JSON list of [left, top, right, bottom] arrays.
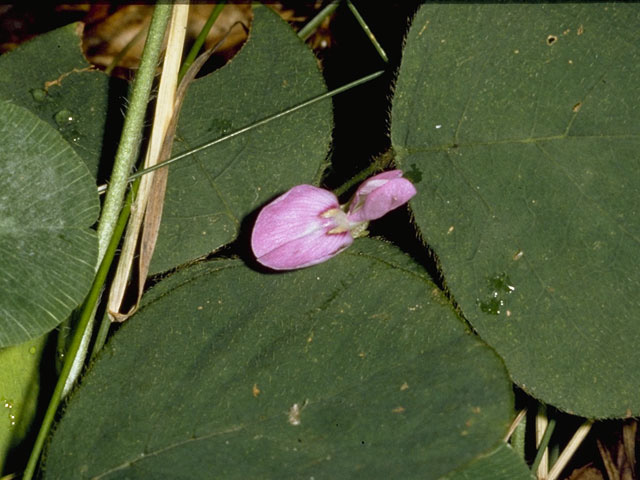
[[54, 109, 74, 127], [30, 88, 47, 102], [477, 273, 515, 315], [68, 130, 81, 143]]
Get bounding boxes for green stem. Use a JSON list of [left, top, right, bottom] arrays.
[[93, 0, 225, 360], [21, 6, 172, 479], [298, 2, 339, 41], [178, 2, 226, 81], [22, 223, 121, 479], [547, 419, 593, 480], [124, 69, 385, 182], [333, 149, 393, 197], [548, 440, 560, 471], [505, 408, 528, 458], [346, 0, 388, 63], [511, 416, 527, 460], [531, 415, 556, 474], [90, 180, 140, 360], [92, 309, 112, 361], [96, 4, 172, 265]]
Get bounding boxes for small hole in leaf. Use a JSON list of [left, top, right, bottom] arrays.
[[547, 35, 558, 46]]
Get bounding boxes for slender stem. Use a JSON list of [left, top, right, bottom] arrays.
[[95, 0, 221, 358], [119, 69, 385, 183], [96, 4, 172, 265], [63, 0, 172, 409], [535, 403, 549, 478], [505, 408, 527, 442], [298, 2, 339, 41], [21, 6, 172, 479], [178, 2, 226, 80], [346, 0, 388, 63], [510, 412, 527, 461], [92, 311, 112, 361], [547, 420, 593, 480], [333, 148, 393, 197], [505, 407, 528, 461], [531, 416, 556, 474], [61, 302, 97, 397], [22, 224, 122, 479], [548, 441, 560, 473], [90, 181, 139, 360]]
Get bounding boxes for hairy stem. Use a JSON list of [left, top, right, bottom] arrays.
[[96, 4, 172, 264], [21, 5, 172, 479]]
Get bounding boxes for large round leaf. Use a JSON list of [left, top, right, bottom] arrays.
[[0, 102, 99, 347], [392, 4, 640, 417], [44, 239, 513, 478], [0, 22, 127, 179], [151, 6, 332, 274]]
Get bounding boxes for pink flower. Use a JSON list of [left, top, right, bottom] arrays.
[[347, 170, 416, 223], [251, 170, 416, 270], [250, 185, 354, 271]]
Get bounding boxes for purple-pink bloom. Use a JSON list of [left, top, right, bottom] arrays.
[[347, 170, 417, 223], [251, 170, 416, 270], [251, 185, 353, 270]]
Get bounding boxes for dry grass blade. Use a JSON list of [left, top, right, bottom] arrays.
[[107, 4, 188, 322], [548, 420, 593, 480], [537, 405, 550, 479], [138, 20, 247, 295], [597, 438, 621, 480], [595, 420, 637, 480], [622, 419, 637, 479], [504, 407, 527, 442], [108, 14, 247, 322]]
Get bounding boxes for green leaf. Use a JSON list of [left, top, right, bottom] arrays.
[[0, 335, 48, 474], [443, 444, 534, 480], [0, 22, 127, 178], [446, 443, 533, 480], [392, 4, 640, 417], [150, 5, 332, 274], [43, 239, 513, 478], [0, 102, 99, 347]]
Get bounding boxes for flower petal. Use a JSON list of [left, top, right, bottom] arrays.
[[251, 184, 339, 259], [350, 170, 404, 211], [348, 177, 417, 223], [255, 227, 353, 270]]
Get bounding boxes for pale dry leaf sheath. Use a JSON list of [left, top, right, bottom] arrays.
[[107, 4, 189, 322]]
